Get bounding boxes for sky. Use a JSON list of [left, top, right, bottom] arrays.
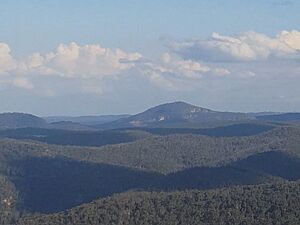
[[1, 0, 300, 116]]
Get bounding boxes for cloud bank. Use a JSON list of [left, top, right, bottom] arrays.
[[19, 42, 142, 78], [0, 30, 300, 95], [169, 30, 300, 62]]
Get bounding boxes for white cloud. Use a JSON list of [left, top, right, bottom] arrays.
[[20, 42, 142, 79], [139, 53, 231, 90], [0, 43, 16, 75], [170, 30, 300, 62], [160, 53, 210, 78], [1, 31, 299, 95], [139, 53, 210, 90]]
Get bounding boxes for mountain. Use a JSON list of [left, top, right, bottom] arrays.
[[0, 113, 47, 129], [99, 102, 255, 129], [44, 115, 130, 126]]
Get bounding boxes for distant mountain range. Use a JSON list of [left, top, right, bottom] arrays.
[[44, 115, 130, 125], [0, 102, 299, 130], [0, 113, 129, 130], [257, 113, 300, 122]]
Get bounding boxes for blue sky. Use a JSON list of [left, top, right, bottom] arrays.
[[2, 0, 299, 55], [0, 0, 300, 115]]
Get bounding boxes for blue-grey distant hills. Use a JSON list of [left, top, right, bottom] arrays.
[[257, 113, 300, 122], [1, 102, 299, 130], [0, 113, 47, 129], [0, 113, 130, 130], [44, 115, 130, 126]]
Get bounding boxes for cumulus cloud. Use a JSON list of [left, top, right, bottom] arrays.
[[1, 30, 300, 94], [169, 30, 300, 62], [0, 43, 16, 75], [159, 53, 210, 78], [0, 42, 143, 94], [138, 53, 231, 90], [19, 42, 142, 79]]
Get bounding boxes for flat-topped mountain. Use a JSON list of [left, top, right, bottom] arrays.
[[100, 101, 254, 129], [0, 113, 47, 129]]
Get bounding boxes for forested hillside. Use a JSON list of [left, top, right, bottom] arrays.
[[18, 181, 300, 225], [1, 127, 299, 174], [0, 126, 299, 224], [51, 126, 300, 174], [138, 122, 274, 137], [0, 122, 275, 147], [0, 176, 19, 225], [0, 128, 151, 147]]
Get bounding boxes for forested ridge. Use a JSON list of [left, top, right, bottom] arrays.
[[18, 181, 300, 225], [1, 126, 296, 174], [0, 126, 299, 224]]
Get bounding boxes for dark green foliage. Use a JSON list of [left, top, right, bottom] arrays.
[[231, 151, 300, 180], [0, 128, 151, 147], [52, 127, 300, 174], [0, 122, 274, 148], [0, 126, 299, 224], [0, 127, 299, 175], [18, 181, 300, 225], [0, 175, 20, 225], [10, 157, 162, 213], [5, 151, 294, 214], [137, 122, 274, 137]]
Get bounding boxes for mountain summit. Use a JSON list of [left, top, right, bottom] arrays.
[[128, 102, 213, 125], [100, 101, 253, 128]]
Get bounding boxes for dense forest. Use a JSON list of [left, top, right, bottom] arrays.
[[0, 122, 275, 147], [0, 119, 299, 224], [0, 126, 299, 174], [49, 126, 300, 174], [18, 181, 300, 225]]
